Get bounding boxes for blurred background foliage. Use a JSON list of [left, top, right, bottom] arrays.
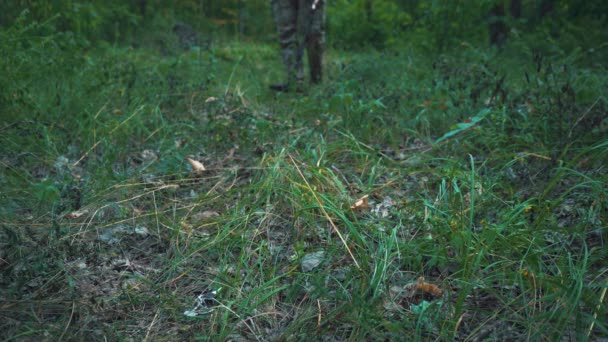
[[0, 2, 606, 339], [1, 0, 606, 146], [1, 0, 606, 53]]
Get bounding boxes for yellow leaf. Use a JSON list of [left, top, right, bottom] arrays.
[[186, 158, 206, 173], [350, 195, 369, 212]]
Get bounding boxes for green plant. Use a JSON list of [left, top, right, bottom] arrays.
[[1, 3, 606, 340]]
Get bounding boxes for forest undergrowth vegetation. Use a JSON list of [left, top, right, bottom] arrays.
[[1, 7, 607, 341]]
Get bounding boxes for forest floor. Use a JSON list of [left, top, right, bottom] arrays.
[[1, 20, 607, 341]]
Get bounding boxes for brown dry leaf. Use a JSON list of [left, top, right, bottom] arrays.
[[416, 276, 443, 296], [191, 210, 220, 222], [403, 277, 444, 298], [350, 195, 369, 212], [186, 158, 206, 173], [65, 210, 89, 219]]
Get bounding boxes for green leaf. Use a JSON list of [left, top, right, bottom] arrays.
[[435, 108, 491, 143], [33, 179, 61, 204]]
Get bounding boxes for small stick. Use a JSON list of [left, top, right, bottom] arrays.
[[288, 153, 361, 269]]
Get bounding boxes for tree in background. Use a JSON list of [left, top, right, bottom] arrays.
[[1, 0, 605, 56]]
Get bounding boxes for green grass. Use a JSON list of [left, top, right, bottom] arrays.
[[1, 15, 607, 341]]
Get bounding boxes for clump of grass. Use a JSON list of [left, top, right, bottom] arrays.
[[1, 9, 607, 341]]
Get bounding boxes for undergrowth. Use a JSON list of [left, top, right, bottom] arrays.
[[1, 11, 607, 341]]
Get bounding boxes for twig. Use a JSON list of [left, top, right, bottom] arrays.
[[288, 153, 361, 269], [568, 97, 600, 139], [58, 301, 75, 341], [317, 299, 322, 327], [144, 309, 160, 341], [587, 285, 607, 337]]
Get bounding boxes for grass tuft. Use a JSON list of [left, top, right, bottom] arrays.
[[1, 12, 607, 341]]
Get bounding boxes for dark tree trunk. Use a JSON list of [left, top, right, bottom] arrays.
[[510, 0, 522, 18], [538, 0, 554, 18], [364, 0, 373, 22], [137, 0, 147, 17], [489, 3, 508, 46]]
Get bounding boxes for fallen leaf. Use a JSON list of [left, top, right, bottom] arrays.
[[191, 210, 220, 222], [134, 225, 149, 236], [65, 210, 89, 219], [301, 251, 326, 272], [403, 276, 443, 298], [416, 276, 443, 296], [350, 195, 369, 212], [187, 158, 206, 173]]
